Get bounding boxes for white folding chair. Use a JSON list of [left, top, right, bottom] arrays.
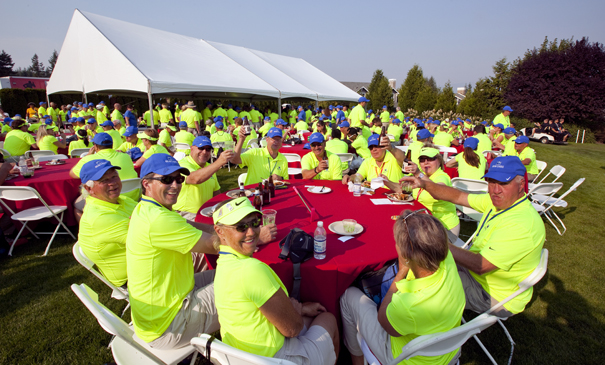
[[260, 139, 268, 148], [80, 152, 89, 158], [245, 139, 259, 149], [533, 165, 565, 185], [335, 153, 354, 164], [358, 313, 499, 365], [25, 150, 56, 159], [72, 242, 130, 316], [120, 178, 141, 200], [527, 182, 563, 199], [482, 150, 502, 159], [191, 334, 295, 365], [0, 148, 11, 157], [0, 186, 76, 256], [238, 173, 247, 187], [532, 160, 547, 182], [173, 151, 186, 161], [173, 142, 191, 151], [395, 145, 408, 154], [70, 148, 91, 158], [438, 146, 458, 161], [36, 154, 69, 162], [451, 178, 488, 223], [283, 153, 302, 176], [466, 249, 549, 365], [532, 178, 584, 235], [71, 283, 198, 365]]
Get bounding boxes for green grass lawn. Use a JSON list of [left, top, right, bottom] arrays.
[[1, 143, 604, 365]]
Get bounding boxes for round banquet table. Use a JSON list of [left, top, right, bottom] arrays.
[[4, 158, 81, 226], [195, 179, 427, 316]]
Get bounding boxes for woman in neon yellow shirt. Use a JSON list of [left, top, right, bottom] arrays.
[[36, 122, 66, 154], [133, 129, 170, 167], [446, 137, 487, 181], [68, 129, 92, 156]]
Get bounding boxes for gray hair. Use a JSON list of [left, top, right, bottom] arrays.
[[84, 180, 95, 188]]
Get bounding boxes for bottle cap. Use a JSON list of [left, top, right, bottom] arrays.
[[317, 221, 323, 227]]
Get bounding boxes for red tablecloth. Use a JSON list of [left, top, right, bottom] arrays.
[[4, 158, 81, 226], [195, 180, 426, 316]]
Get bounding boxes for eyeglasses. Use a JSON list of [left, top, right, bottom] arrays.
[[418, 156, 437, 163], [369, 145, 382, 150], [147, 175, 185, 185], [311, 143, 323, 148], [225, 217, 262, 232], [402, 209, 429, 254], [198, 146, 212, 152]]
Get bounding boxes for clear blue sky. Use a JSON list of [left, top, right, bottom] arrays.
[[1, 0, 603, 91]]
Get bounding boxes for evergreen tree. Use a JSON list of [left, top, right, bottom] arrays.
[[414, 84, 437, 113], [47, 50, 59, 75], [397, 65, 424, 111], [367, 69, 393, 112], [28, 54, 45, 77], [0, 50, 15, 77], [435, 81, 456, 113]]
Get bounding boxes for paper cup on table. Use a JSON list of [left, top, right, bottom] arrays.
[[370, 177, 384, 190], [262, 209, 277, 226], [343, 219, 357, 234]]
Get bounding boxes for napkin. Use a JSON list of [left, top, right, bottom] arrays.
[[370, 198, 393, 205], [370, 177, 385, 190], [338, 236, 354, 242]]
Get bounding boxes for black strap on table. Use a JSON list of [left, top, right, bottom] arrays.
[[205, 334, 216, 360]]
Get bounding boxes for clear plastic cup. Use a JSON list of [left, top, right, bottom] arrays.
[[343, 219, 357, 233], [262, 209, 277, 226]]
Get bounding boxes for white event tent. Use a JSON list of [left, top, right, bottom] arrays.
[[47, 9, 360, 126]]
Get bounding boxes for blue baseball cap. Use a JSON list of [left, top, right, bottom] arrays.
[[80, 159, 121, 184], [303, 143, 311, 149], [417, 121, 425, 128], [264, 116, 271, 121], [71, 107, 78, 111], [215, 121, 224, 129], [297, 105, 303, 110], [266, 127, 283, 139], [44, 119, 53, 125], [515, 136, 530, 144], [329, 105, 334, 110], [228, 104, 232, 107], [99, 101, 105, 105], [76, 117, 85, 123], [235, 106, 241, 111], [275, 118, 288, 126], [503, 127, 516, 135], [77, 102, 83, 105], [88, 103, 94, 107], [368, 109, 373, 114], [100, 120, 114, 127], [481, 121, 488, 125], [451, 120, 459, 126], [337, 105, 342, 109], [367, 134, 381, 147], [308, 132, 325, 143], [92, 132, 114, 146], [493, 123, 504, 130], [464, 137, 479, 150], [383, 105, 387, 109], [39, 101, 46, 105], [503, 106, 513, 112], [338, 121, 350, 128], [417, 129, 434, 140], [213, 116, 223, 122], [141, 154, 190, 178], [434, 120, 441, 125], [192, 136, 212, 148], [123, 126, 138, 137], [3, 117, 12, 124], [483, 156, 526, 182], [42, 115, 50, 118], [178, 121, 188, 128], [392, 119, 401, 124], [87, 118, 97, 124], [358, 96, 370, 103]]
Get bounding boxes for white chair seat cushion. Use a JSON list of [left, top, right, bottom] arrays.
[[531, 194, 568, 208], [11, 205, 67, 221], [288, 168, 302, 175], [111, 329, 195, 365]]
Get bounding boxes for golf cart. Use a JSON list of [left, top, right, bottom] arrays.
[[521, 128, 568, 145]]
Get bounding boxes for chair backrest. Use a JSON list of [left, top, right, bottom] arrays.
[[72, 242, 128, 300], [540, 178, 585, 212], [487, 249, 548, 315], [394, 313, 499, 363], [246, 140, 259, 149], [395, 146, 408, 154], [451, 178, 488, 193], [0, 147, 11, 157], [531, 160, 548, 182], [174, 142, 191, 150], [80, 152, 89, 158], [71, 283, 162, 364], [482, 150, 502, 158], [173, 151, 186, 161], [527, 182, 563, 197], [282, 153, 301, 163], [25, 150, 56, 159], [191, 334, 296, 365], [238, 173, 247, 187], [537, 165, 566, 184], [0, 185, 43, 202], [70, 148, 90, 158], [336, 153, 354, 163], [120, 178, 141, 196], [260, 138, 268, 147], [36, 154, 69, 162]]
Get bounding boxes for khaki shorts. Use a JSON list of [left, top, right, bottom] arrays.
[[148, 270, 218, 349], [273, 325, 336, 365], [457, 265, 513, 318]]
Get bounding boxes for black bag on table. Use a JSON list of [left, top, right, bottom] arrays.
[[278, 228, 314, 301]]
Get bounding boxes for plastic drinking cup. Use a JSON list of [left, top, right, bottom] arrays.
[[262, 209, 277, 226], [343, 219, 357, 233]]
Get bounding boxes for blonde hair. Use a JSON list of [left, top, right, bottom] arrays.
[[36, 125, 52, 143]]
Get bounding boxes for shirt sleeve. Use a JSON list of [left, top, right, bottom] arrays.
[[357, 159, 369, 179], [149, 210, 202, 253], [468, 193, 492, 214], [241, 260, 282, 308], [300, 153, 316, 171], [386, 292, 416, 336]]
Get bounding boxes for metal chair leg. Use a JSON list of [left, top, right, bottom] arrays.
[[8, 222, 28, 256]]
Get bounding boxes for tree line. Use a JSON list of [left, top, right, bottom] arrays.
[[0, 50, 58, 77]]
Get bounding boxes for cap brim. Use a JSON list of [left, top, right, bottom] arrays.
[[213, 199, 261, 225], [482, 170, 516, 182], [154, 165, 190, 176], [84, 165, 121, 183]]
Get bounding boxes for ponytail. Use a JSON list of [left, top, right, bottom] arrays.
[[463, 147, 480, 168], [77, 129, 90, 147]]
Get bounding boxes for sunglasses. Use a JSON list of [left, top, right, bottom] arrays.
[[418, 156, 437, 163], [369, 145, 382, 150], [311, 143, 323, 148], [198, 146, 212, 152], [147, 175, 185, 185], [402, 208, 429, 254], [227, 217, 262, 232]]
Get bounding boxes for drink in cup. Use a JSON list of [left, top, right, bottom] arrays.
[[352, 173, 362, 197], [262, 209, 277, 226], [343, 219, 357, 233], [223, 141, 234, 152]]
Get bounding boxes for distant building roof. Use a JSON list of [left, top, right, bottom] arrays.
[[341, 81, 398, 95]]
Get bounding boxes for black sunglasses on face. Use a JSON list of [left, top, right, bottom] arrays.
[[229, 217, 262, 232], [147, 175, 185, 185], [418, 156, 437, 163], [311, 143, 323, 148], [369, 145, 382, 150], [199, 146, 212, 152]]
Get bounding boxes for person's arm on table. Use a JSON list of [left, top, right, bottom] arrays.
[[229, 128, 246, 165], [260, 288, 304, 337], [377, 259, 409, 337], [448, 244, 498, 275]]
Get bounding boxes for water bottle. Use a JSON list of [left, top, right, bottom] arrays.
[[314, 221, 326, 260], [18, 156, 27, 175]]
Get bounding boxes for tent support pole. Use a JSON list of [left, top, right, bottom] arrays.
[[147, 82, 155, 129], [315, 100, 319, 109], [277, 97, 281, 119], [83, 92, 87, 104]]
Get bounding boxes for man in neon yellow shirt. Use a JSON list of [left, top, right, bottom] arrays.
[[249, 105, 262, 128], [231, 127, 289, 185], [95, 104, 109, 123], [159, 103, 174, 125], [387, 118, 403, 143], [113, 119, 126, 136], [111, 103, 125, 125], [143, 108, 161, 128], [343, 134, 405, 187], [78, 159, 137, 287], [99, 120, 122, 150], [175, 122, 195, 155], [212, 103, 228, 121], [509, 136, 538, 180], [347, 127, 371, 171], [257, 116, 274, 137], [380, 105, 390, 125], [226, 104, 238, 125], [496, 127, 518, 156], [301, 133, 343, 180], [394, 106, 404, 122], [46, 102, 59, 123], [181, 102, 200, 134], [202, 102, 213, 122], [493, 105, 512, 129], [408, 129, 433, 165], [37, 101, 47, 119], [402, 155, 545, 316], [348, 96, 369, 128], [116, 126, 145, 153], [159, 124, 177, 151], [473, 124, 492, 156], [4, 119, 37, 156], [209, 121, 233, 156]]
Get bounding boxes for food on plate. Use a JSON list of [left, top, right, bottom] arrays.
[[387, 193, 411, 201], [362, 180, 372, 188]]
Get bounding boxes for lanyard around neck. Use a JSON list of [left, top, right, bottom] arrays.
[[140, 198, 162, 208], [475, 196, 528, 239]]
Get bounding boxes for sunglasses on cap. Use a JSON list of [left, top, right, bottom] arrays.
[[147, 175, 186, 185], [418, 156, 437, 163], [225, 217, 262, 232]]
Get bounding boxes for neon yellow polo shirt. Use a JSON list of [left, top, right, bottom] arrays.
[[433, 132, 454, 147], [117, 138, 145, 153], [348, 104, 366, 128], [258, 122, 274, 137], [141, 144, 170, 159], [143, 110, 161, 127], [240, 147, 289, 185], [395, 111, 404, 121], [78, 196, 137, 287], [412, 168, 459, 229], [2, 124, 12, 134], [96, 110, 108, 123], [516, 147, 538, 174], [68, 139, 89, 156], [215, 245, 287, 358], [175, 130, 194, 145], [357, 150, 403, 186], [234, 127, 258, 148], [380, 111, 390, 124], [305, 109, 312, 122], [38, 135, 59, 153], [212, 107, 228, 120], [288, 110, 297, 125], [47, 107, 58, 122], [326, 138, 350, 171], [126, 196, 203, 342], [493, 113, 510, 128], [38, 106, 47, 118], [111, 110, 125, 124], [455, 151, 487, 180], [180, 109, 199, 129], [408, 140, 424, 166], [159, 109, 173, 124], [239, 111, 252, 123], [106, 129, 123, 150], [387, 252, 465, 365], [210, 131, 233, 155], [475, 133, 492, 155], [351, 135, 371, 159], [4, 130, 36, 156], [250, 110, 262, 124], [205, 124, 217, 134], [158, 129, 173, 148], [370, 126, 381, 135], [226, 109, 238, 124], [502, 136, 517, 156], [467, 194, 545, 313], [387, 124, 403, 141], [294, 121, 309, 132], [173, 157, 220, 214], [301, 151, 343, 180]]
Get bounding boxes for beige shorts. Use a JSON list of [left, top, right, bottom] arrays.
[[148, 270, 218, 349], [457, 265, 513, 318], [273, 325, 336, 365]]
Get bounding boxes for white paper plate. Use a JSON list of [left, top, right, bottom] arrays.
[[307, 186, 332, 194], [328, 221, 364, 236], [282, 145, 293, 148], [386, 193, 414, 204], [226, 189, 253, 198], [200, 206, 214, 217]]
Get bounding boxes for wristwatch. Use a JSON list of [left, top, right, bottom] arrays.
[[418, 172, 426, 179]]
